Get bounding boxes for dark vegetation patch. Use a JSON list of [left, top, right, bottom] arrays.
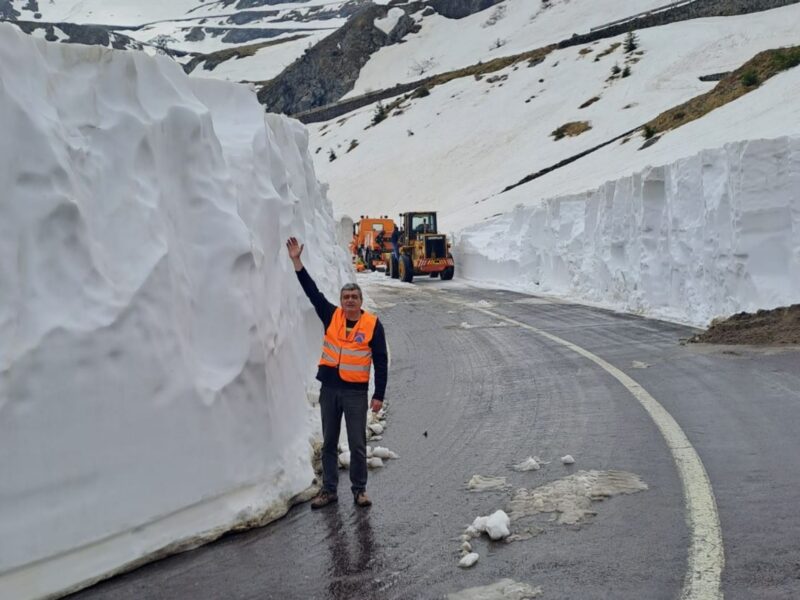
[[594, 42, 620, 61], [551, 121, 591, 140], [579, 96, 600, 109]]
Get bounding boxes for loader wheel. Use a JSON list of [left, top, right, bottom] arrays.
[[399, 254, 414, 283], [441, 266, 454, 280], [390, 255, 399, 279]]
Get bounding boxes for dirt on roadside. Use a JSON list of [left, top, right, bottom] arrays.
[[689, 304, 800, 345]]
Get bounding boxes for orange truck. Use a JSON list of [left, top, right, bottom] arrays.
[[349, 216, 396, 271]]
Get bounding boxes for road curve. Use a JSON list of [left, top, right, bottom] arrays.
[[67, 277, 800, 600]]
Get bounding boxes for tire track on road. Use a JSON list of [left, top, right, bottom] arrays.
[[433, 290, 725, 600]]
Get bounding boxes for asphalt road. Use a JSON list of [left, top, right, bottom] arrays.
[[67, 276, 800, 600]]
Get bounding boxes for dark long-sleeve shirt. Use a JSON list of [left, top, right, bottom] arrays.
[[296, 268, 388, 400]]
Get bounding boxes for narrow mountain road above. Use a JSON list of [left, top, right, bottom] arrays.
[[68, 277, 800, 600]]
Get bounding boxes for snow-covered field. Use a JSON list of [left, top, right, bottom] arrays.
[[0, 22, 351, 600], [3, 0, 351, 83], [347, 0, 673, 96], [310, 3, 800, 324]]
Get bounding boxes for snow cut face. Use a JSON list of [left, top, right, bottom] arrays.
[[0, 22, 352, 599]]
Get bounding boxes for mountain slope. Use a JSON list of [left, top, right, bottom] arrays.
[[309, 3, 800, 230]]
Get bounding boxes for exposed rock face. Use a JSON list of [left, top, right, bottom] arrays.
[[429, 0, 504, 19], [258, 4, 418, 114], [12, 20, 146, 50], [258, 0, 516, 114], [0, 1, 21, 20]]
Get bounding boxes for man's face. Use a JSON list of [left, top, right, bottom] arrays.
[[341, 289, 362, 313]]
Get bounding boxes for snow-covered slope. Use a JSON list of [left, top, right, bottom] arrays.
[[309, 3, 800, 324], [347, 0, 670, 96], [2, 0, 360, 83], [0, 22, 350, 600]]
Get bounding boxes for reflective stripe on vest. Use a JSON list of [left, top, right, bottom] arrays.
[[318, 307, 378, 383]]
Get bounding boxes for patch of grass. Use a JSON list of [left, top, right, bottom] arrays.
[[642, 45, 800, 137], [419, 45, 555, 89], [551, 121, 591, 140], [578, 47, 593, 56], [771, 47, 800, 70], [579, 96, 600, 109], [740, 69, 759, 87], [594, 42, 621, 62]]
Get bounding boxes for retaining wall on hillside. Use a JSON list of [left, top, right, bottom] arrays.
[[561, 0, 800, 47]]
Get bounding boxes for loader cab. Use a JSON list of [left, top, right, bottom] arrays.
[[402, 211, 438, 241]]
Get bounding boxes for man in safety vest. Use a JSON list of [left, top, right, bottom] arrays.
[[286, 237, 388, 509]]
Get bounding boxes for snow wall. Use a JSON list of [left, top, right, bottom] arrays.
[[457, 136, 800, 326], [0, 24, 351, 600]]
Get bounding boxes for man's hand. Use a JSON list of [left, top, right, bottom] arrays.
[[371, 398, 383, 413], [286, 237, 304, 271]]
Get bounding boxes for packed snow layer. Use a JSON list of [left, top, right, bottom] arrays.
[[0, 23, 350, 600], [457, 135, 800, 326]]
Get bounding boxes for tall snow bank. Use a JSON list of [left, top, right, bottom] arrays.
[[0, 23, 350, 600], [457, 136, 800, 326]]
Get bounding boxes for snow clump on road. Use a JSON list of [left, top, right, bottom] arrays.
[[470, 510, 511, 541], [467, 475, 509, 492]]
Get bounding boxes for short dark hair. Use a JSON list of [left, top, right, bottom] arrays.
[[340, 283, 363, 300]]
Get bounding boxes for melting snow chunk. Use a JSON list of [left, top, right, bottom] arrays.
[[512, 456, 541, 471], [471, 510, 510, 540], [447, 578, 542, 599], [467, 474, 508, 491], [561, 455, 575, 465], [458, 552, 480, 568], [508, 470, 648, 526]]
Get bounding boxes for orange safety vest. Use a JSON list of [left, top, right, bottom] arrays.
[[319, 308, 378, 383]]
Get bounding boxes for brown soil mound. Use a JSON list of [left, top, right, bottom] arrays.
[[689, 304, 800, 345]]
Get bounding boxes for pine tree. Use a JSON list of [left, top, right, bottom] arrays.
[[372, 102, 387, 125], [624, 31, 639, 54]]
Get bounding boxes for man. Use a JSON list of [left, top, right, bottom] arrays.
[[286, 237, 388, 509]]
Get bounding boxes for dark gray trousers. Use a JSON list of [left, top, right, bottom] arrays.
[[319, 386, 368, 495]]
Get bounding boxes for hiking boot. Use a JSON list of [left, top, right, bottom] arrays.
[[354, 491, 372, 507], [310, 490, 338, 509]]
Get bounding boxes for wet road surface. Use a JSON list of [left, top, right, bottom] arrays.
[[67, 276, 800, 599]]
